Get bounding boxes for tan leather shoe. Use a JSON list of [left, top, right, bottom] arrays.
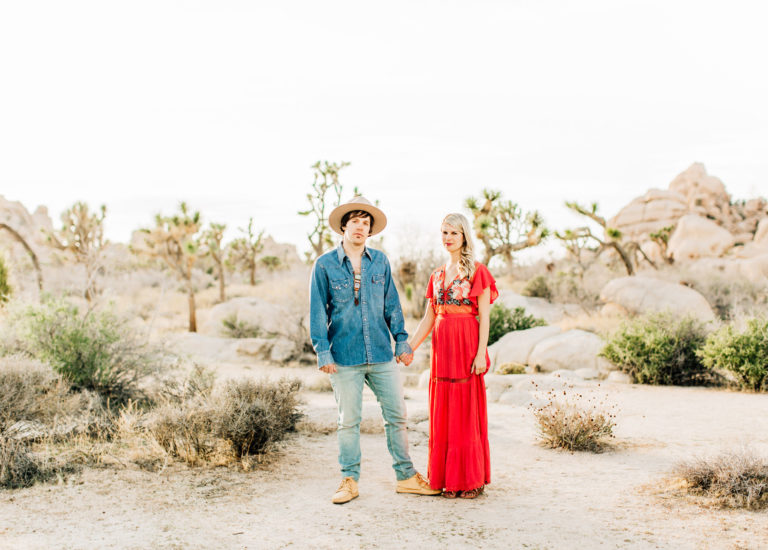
[[395, 472, 441, 495], [332, 477, 359, 504]]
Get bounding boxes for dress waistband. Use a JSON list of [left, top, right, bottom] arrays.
[[436, 313, 477, 319]]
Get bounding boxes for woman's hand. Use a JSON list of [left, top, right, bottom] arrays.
[[471, 353, 487, 375]]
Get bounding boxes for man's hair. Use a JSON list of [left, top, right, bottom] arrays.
[[341, 210, 374, 234]]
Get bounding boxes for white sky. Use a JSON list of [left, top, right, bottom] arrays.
[[1, 0, 767, 261]]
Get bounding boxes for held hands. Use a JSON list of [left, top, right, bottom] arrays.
[[320, 363, 338, 374], [471, 354, 487, 375], [396, 352, 414, 367]]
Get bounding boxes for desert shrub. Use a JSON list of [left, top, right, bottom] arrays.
[[215, 377, 302, 458], [676, 450, 768, 509], [154, 365, 216, 404], [601, 312, 714, 386], [488, 303, 546, 346], [697, 318, 768, 391], [148, 376, 303, 465], [529, 381, 617, 452], [149, 402, 219, 465], [496, 362, 526, 375], [0, 437, 49, 489], [19, 300, 158, 406], [221, 314, 261, 338], [0, 356, 85, 430], [678, 273, 768, 321], [522, 275, 552, 300], [0, 256, 10, 303]]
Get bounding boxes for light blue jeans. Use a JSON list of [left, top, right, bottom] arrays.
[[329, 360, 417, 482]]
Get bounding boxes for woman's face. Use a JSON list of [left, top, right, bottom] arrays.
[[441, 222, 464, 253]]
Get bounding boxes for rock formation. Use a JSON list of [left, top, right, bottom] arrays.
[[608, 163, 768, 262]]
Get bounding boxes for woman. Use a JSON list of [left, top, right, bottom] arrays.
[[408, 213, 497, 499]]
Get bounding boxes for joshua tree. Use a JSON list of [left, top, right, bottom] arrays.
[[0, 223, 43, 291], [260, 255, 281, 272], [228, 218, 264, 286], [139, 202, 202, 332], [47, 202, 106, 301], [556, 201, 656, 276], [298, 160, 349, 261], [650, 225, 675, 265], [201, 222, 227, 302], [465, 189, 548, 265]]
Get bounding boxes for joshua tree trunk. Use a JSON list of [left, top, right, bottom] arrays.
[[0, 223, 43, 291], [249, 262, 256, 286], [216, 260, 226, 302], [188, 287, 197, 332], [605, 242, 635, 276]]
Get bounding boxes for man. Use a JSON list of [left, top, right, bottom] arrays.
[[309, 195, 440, 504]]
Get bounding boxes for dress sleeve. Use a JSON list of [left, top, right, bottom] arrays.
[[425, 272, 435, 302], [469, 263, 498, 304]]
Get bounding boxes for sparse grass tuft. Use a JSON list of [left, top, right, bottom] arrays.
[[675, 450, 768, 509], [529, 380, 617, 452]]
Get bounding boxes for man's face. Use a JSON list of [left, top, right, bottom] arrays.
[[343, 215, 372, 245]]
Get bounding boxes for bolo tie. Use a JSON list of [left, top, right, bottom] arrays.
[[354, 271, 361, 306]]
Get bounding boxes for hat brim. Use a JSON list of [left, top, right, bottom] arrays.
[[328, 202, 387, 236]]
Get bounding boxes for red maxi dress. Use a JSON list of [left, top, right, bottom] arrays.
[[426, 262, 498, 492]]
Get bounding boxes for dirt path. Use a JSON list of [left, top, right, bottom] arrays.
[[2, 382, 768, 549]]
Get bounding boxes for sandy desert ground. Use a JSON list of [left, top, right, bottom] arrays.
[[2, 364, 768, 550]]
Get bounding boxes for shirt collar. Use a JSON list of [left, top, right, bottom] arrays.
[[336, 243, 372, 264]]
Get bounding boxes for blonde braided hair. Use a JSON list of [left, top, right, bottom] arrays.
[[442, 213, 476, 280]]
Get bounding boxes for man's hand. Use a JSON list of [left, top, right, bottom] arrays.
[[320, 363, 338, 374], [397, 352, 414, 367]]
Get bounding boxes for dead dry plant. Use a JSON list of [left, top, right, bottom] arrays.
[[675, 449, 768, 510], [529, 380, 617, 453]]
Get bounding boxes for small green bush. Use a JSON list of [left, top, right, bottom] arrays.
[[522, 275, 552, 300], [0, 256, 10, 304], [488, 303, 546, 346], [601, 312, 712, 386], [221, 314, 261, 338], [697, 318, 768, 391], [19, 300, 157, 406]]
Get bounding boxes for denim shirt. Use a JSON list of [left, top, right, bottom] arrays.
[[309, 244, 412, 368]]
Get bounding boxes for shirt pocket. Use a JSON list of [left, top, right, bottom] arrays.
[[330, 278, 352, 305], [370, 273, 386, 298]]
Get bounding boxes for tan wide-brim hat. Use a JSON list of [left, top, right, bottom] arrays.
[[328, 196, 387, 236]]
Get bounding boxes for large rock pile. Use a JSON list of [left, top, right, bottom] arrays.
[[0, 195, 53, 255], [608, 163, 768, 263]]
